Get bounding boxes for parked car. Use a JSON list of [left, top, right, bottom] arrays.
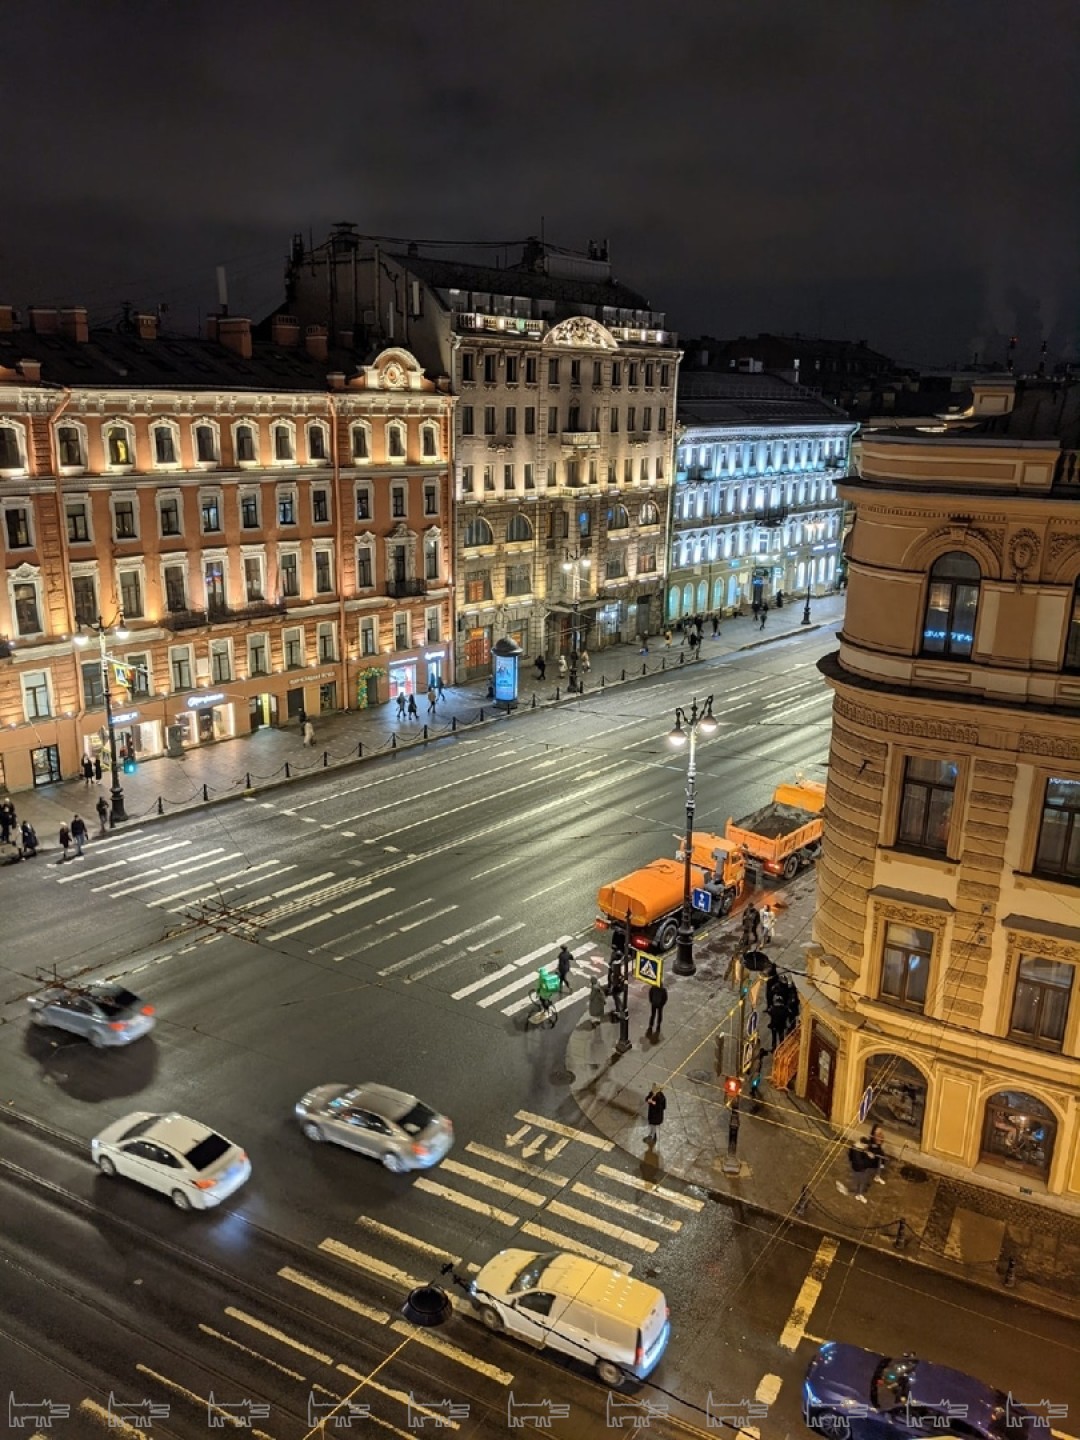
[[471, 1248, 670, 1388], [294, 1082, 453, 1173], [28, 982, 155, 1047], [803, 1343, 1040, 1438], [92, 1112, 250, 1210]]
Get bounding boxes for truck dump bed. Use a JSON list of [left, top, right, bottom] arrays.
[[732, 802, 817, 842]]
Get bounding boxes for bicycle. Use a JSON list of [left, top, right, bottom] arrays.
[[524, 984, 559, 1029]]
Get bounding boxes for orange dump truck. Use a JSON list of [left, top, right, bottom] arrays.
[[725, 779, 826, 881], [596, 833, 745, 953]]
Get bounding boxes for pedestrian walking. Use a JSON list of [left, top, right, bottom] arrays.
[[783, 980, 801, 1035], [71, 814, 88, 857], [759, 606, 768, 631], [96, 795, 109, 835], [765, 962, 783, 1011], [711, 615, 719, 637], [19, 821, 38, 858], [556, 944, 574, 993], [535, 654, 546, 680], [645, 982, 668, 1037], [767, 997, 788, 1052], [558, 654, 568, 677], [639, 637, 649, 656], [760, 904, 776, 945], [580, 648, 590, 673], [58, 823, 72, 861], [437, 676, 446, 700], [588, 977, 606, 1029], [302, 720, 316, 747], [664, 629, 673, 647], [396, 692, 407, 719], [837, 1124, 886, 1203], [740, 903, 761, 952], [94, 754, 103, 782], [82, 755, 94, 786], [644, 1086, 667, 1145], [0, 806, 10, 846], [407, 694, 419, 720], [427, 684, 437, 714], [297, 706, 308, 730]]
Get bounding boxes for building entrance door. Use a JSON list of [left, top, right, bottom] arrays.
[[806, 1022, 837, 1117]]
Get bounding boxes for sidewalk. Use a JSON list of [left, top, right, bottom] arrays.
[[4, 595, 847, 847], [566, 869, 1080, 1322]]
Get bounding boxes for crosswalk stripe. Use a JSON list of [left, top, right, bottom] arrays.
[[405, 921, 526, 984], [57, 858, 128, 883], [400, 905, 455, 932], [464, 1143, 569, 1187], [594, 1163, 705, 1211], [451, 937, 570, 1000], [513, 1111, 612, 1151], [354, 1217, 461, 1264], [545, 1200, 658, 1252], [265, 885, 393, 940], [167, 866, 298, 912], [478, 940, 590, 1009], [151, 859, 284, 906], [413, 1177, 519, 1226], [86, 830, 145, 850], [133, 840, 192, 861], [317, 1238, 432, 1295], [378, 916, 505, 977], [440, 1159, 545, 1207], [570, 1181, 682, 1232], [278, 1264, 390, 1325], [520, 1222, 632, 1274], [112, 852, 243, 896], [389, 1320, 514, 1386], [223, 1306, 334, 1364], [501, 975, 593, 1017], [336, 1367, 461, 1433], [312, 897, 439, 954]]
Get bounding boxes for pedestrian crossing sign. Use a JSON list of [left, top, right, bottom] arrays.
[[634, 953, 664, 986]]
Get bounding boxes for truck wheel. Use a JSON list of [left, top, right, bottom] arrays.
[[719, 890, 734, 916], [655, 919, 679, 952], [782, 855, 800, 881]]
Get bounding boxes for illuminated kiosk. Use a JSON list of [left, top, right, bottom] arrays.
[[491, 636, 523, 713]]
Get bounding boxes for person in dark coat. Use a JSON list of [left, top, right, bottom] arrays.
[[71, 814, 88, 857], [20, 821, 38, 858], [407, 694, 419, 720], [765, 962, 783, 1011], [535, 655, 547, 680], [767, 998, 789, 1052], [740, 904, 761, 952], [838, 1124, 886, 1202], [556, 944, 574, 993], [396, 692, 407, 719], [96, 795, 110, 835], [645, 983, 668, 1037], [58, 823, 71, 861], [645, 1087, 667, 1144], [82, 756, 94, 786], [94, 754, 103, 782], [588, 977, 606, 1028]]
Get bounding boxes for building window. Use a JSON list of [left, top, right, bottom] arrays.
[[483, 465, 495, 492], [119, 570, 143, 618], [896, 756, 957, 855], [351, 424, 370, 462], [464, 569, 492, 603], [113, 500, 137, 540], [504, 464, 515, 490], [424, 536, 439, 581], [284, 627, 303, 668], [391, 486, 406, 519], [170, 647, 193, 691], [278, 491, 297, 526], [607, 504, 630, 532], [356, 545, 374, 588], [879, 922, 932, 1011], [387, 422, 406, 459], [483, 353, 497, 384], [525, 356, 537, 385], [980, 1091, 1055, 1178], [204, 560, 226, 614], [639, 547, 657, 573], [243, 556, 264, 602], [1034, 778, 1080, 882], [13, 581, 41, 635], [606, 553, 628, 580], [483, 406, 496, 437], [157, 497, 181, 537], [506, 563, 532, 596], [660, 363, 671, 388], [524, 464, 535, 490], [314, 548, 333, 594], [360, 618, 377, 656], [394, 612, 410, 650], [317, 621, 337, 661], [1009, 956, 1072, 1051], [201, 495, 222, 533], [507, 513, 533, 543], [308, 423, 328, 461], [461, 406, 475, 436], [506, 355, 519, 384], [312, 488, 330, 524], [464, 517, 494, 547], [460, 352, 476, 383], [280, 552, 300, 597], [210, 639, 232, 683], [424, 483, 438, 516], [22, 670, 51, 719], [461, 465, 474, 494], [5, 507, 31, 548], [524, 406, 536, 435], [81, 659, 105, 710], [505, 407, 517, 436], [72, 574, 97, 626], [922, 551, 980, 658], [236, 424, 256, 462], [106, 426, 132, 466], [58, 426, 85, 467], [195, 424, 217, 463], [640, 501, 660, 527], [628, 362, 639, 387], [248, 635, 269, 676], [355, 485, 372, 521], [273, 425, 294, 462], [548, 358, 560, 386], [547, 406, 559, 435], [164, 565, 187, 613], [421, 424, 438, 458], [153, 426, 177, 465], [424, 606, 441, 644]]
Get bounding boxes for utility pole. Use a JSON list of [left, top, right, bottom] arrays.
[[722, 953, 747, 1174]]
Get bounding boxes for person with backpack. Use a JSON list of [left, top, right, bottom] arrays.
[[96, 795, 110, 835]]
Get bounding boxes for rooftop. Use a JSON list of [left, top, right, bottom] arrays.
[[676, 370, 850, 429]]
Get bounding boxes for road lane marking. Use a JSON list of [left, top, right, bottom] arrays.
[[135, 1364, 274, 1440], [199, 1323, 307, 1381], [779, 1237, 838, 1350], [478, 941, 592, 1009], [267, 871, 336, 898], [57, 858, 129, 882], [79, 1399, 149, 1435], [168, 850, 244, 877], [312, 1384, 416, 1440], [406, 921, 526, 983], [378, 916, 505, 977], [337, 1367, 461, 1431], [502, 975, 593, 1017], [318, 1238, 434, 1295], [521, 1221, 632, 1273], [570, 1181, 682, 1232], [520, 879, 570, 902], [389, 1320, 514, 1385], [546, 1200, 659, 1252], [451, 938, 569, 1000], [278, 1264, 390, 1324], [152, 860, 285, 906], [400, 905, 455, 932], [513, 1111, 612, 1150], [440, 1158, 545, 1206], [111, 851, 242, 895], [265, 885, 393, 940], [413, 1177, 518, 1226], [355, 1217, 460, 1263], [593, 1164, 705, 1211], [464, 1142, 569, 1186], [470, 855, 525, 880], [223, 1305, 333, 1364], [311, 897, 438, 953], [131, 840, 192, 861]]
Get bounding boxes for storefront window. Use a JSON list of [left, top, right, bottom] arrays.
[[862, 1054, 927, 1142], [980, 1091, 1056, 1180]]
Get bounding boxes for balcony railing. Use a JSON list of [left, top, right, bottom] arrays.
[[386, 578, 427, 599], [163, 600, 288, 631], [561, 431, 601, 450]]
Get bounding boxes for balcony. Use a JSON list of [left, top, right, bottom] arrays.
[[754, 506, 789, 529], [561, 431, 601, 450], [163, 600, 288, 631], [453, 310, 546, 340], [386, 577, 427, 599]]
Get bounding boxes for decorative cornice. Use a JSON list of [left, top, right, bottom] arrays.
[[833, 694, 979, 745]]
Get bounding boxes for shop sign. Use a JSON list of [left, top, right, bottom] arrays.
[[288, 669, 337, 688], [186, 692, 226, 709], [424, 649, 446, 660], [112, 710, 140, 724]]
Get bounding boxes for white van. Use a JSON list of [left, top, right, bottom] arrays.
[[471, 1248, 670, 1387]]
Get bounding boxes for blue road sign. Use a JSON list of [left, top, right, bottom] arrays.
[[691, 887, 712, 912], [858, 1085, 874, 1124], [746, 1009, 759, 1038]]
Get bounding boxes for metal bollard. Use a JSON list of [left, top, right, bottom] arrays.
[[391, 734, 397, 750], [794, 1185, 811, 1217], [555, 686, 560, 700], [621, 669, 626, 681], [480, 708, 485, 721], [679, 652, 685, 665], [157, 797, 164, 816], [531, 694, 537, 707], [323, 750, 329, 768], [661, 657, 666, 670], [600, 674, 605, 688], [202, 783, 209, 802], [285, 762, 291, 778], [245, 772, 252, 789], [357, 742, 363, 757], [1004, 1255, 1017, 1288], [451, 717, 457, 731], [642, 664, 647, 676], [423, 724, 428, 740], [894, 1218, 907, 1250]]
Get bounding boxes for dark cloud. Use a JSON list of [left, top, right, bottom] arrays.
[[2, 0, 1076, 365]]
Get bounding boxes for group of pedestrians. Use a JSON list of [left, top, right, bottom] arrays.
[[393, 678, 446, 723], [57, 813, 90, 860], [1, 797, 40, 860], [80, 753, 104, 785]]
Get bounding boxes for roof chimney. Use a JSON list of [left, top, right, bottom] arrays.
[[217, 316, 252, 359], [59, 307, 89, 343], [18, 359, 42, 382], [204, 315, 219, 342], [135, 312, 158, 342], [305, 324, 328, 362], [0, 306, 15, 333], [272, 314, 301, 348], [28, 307, 59, 335], [327, 372, 347, 391]]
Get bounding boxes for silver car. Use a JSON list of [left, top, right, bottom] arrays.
[[295, 1082, 454, 1173], [28, 982, 156, 1047], [92, 1111, 251, 1210]]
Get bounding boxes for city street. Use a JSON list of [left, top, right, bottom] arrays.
[[3, 623, 1079, 1437]]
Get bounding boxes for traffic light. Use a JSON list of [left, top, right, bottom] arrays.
[[123, 757, 137, 774], [723, 1075, 743, 1100]]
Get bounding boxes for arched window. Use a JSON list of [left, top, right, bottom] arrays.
[[607, 504, 630, 531], [697, 580, 708, 611], [862, 1053, 927, 1143], [667, 588, 680, 621], [307, 422, 329, 462], [233, 421, 257, 464], [507, 514, 533, 543], [0, 421, 28, 472], [351, 423, 370, 463], [194, 421, 219, 464], [922, 551, 980, 658], [386, 421, 407, 460], [273, 422, 295, 462], [106, 422, 134, 467], [463, 517, 494, 548], [980, 1090, 1056, 1180], [640, 501, 660, 526], [421, 423, 439, 459], [152, 422, 179, 466], [682, 582, 693, 615]]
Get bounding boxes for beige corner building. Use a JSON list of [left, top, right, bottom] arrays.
[[802, 376, 1080, 1204]]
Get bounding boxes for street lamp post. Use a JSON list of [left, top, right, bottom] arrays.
[[562, 549, 590, 693], [667, 696, 719, 976], [802, 518, 825, 625], [74, 613, 129, 824], [801, 581, 813, 626]]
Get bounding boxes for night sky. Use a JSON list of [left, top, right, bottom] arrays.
[[4, 0, 1077, 368]]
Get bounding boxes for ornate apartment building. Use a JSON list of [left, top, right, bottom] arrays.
[[802, 376, 1080, 1203], [669, 372, 855, 620], [0, 305, 453, 791], [278, 228, 680, 676]]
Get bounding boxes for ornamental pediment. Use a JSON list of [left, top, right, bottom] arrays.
[[544, 316, 618, 352]]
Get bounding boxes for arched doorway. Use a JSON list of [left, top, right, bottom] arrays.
[[862, 1053, 927, 1144], [682, 582, 693, 616], [712, 577, 724, 611], [667, 588, 680, 622], [980, 1090, 1056, 1181]]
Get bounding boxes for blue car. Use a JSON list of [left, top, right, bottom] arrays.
[[804, 1344, 1040, 1438]]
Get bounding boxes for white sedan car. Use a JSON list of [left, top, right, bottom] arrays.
[[92, 1112, 250, 1210]]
